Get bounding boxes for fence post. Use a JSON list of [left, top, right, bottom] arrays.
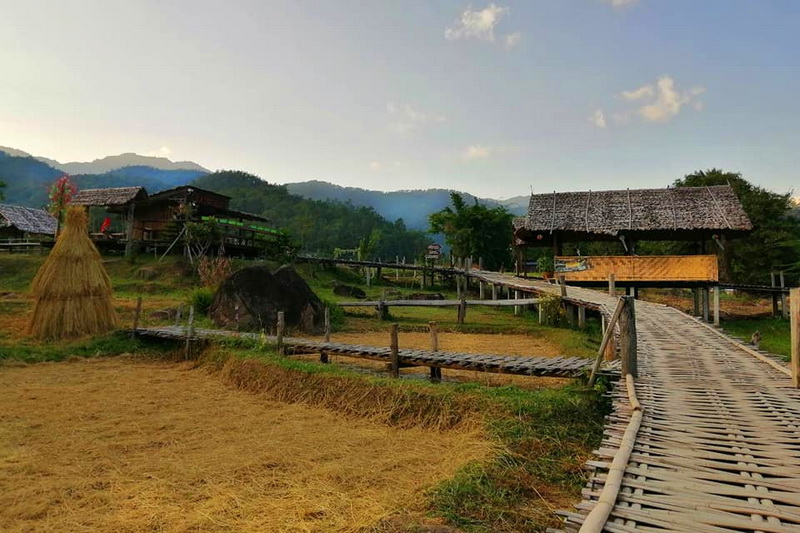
[[492, 283, 498, 300], [713, 286, 720, 326], [479, 280, 485, 300], [608, 273, 616, 297], [514, 290, 521, 316], [619, 296, 637, 377], [559, 274, 567, 298], [276, 311, 285, 355], [429, 321, 441, 383], [131, 295, 143, 338], [791, 288, 799, 388], [389, 323, 400, 378], [780, 272, 788, 319], [324, 307, 331, 343], [578, 305, 586, 329], [458, 298, 467, 325]]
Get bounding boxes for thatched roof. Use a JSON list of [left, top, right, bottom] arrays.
[[515, 185, 752, 237], [71, 187, 148, 207], [0, 204, 57, 235]]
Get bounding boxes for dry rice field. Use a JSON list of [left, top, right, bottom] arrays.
[[0, 357, 491, 532]]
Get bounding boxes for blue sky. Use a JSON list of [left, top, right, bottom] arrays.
[[1, 0, 798, 198]]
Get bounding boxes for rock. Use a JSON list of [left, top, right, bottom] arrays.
[[210, 265, 325, 334], [333, 284, 367, 299], [406, 292, 445, 300]]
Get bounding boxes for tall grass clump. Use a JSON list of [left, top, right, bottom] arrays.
[[27, 207, 118, 340]]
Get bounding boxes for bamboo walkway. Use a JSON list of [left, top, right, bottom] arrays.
[[133, 325, 606, 378], [472, 272, 800, 533]]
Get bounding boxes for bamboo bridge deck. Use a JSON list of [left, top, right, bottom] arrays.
[[133, 326, 607, 378], [471, 272, 800, 533]]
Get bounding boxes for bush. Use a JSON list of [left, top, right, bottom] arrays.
[[319, 298, 345, 331], [538, 293, 566, 326], [190, 287, 215, 315]]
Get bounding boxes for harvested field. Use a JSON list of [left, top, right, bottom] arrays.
[[0, 357, 491, 532]]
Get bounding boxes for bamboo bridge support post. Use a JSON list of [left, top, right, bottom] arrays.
[[174, 304, 183, 326], [456, 276, 462, 300], [578, 305, 586, 329], [559, 275, 567, 298], [608, 273, 616, 296], [713, 286, 720, 326], [184, 305, 195, 360], [457, 298, 467, 325], [693, 288, 701, 316], [479, 280, 485, 300], [791, 288, 799, 388], [131, 296, 142, 338], [772, 272, 779, 317], [619, 296, 637, 378], [429, 321, 442, 383], [780, 271, 788, 319], [492, 283, 498, 300], [514, 290, 521, 316], [389, 324, 399, 378], [703, 287, 710, 323], [276, 311, 285, 355], [538, 302, 544, 325]]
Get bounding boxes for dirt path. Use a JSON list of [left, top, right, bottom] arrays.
[[0, 357, 490, 532]]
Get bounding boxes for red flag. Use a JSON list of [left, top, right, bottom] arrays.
[[100, 217, 112, 233]]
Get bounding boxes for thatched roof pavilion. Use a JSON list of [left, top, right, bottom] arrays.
[[71, 186, 148, 208], [514, 185, 752, 253]]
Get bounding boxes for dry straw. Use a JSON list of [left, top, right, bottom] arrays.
[[27, 206, 118, 340]]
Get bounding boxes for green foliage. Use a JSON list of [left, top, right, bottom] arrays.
[[0, 179, 5, 200], [192, 171, 430, 258], [0, 333, 171, 363], [318, 298, 346, 330], [538, 293, 566, 326], [721, 316, 791, 361], [189, 287, 215, 315], [429, 193, 514, 270], [671, 169, 800, 285]]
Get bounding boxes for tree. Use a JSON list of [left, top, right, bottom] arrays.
[[0, 179, 5, 200], [429, 192, 514, 270], [674, 169, 800, 285]]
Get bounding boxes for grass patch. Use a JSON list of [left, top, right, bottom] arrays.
[[721, 316, 791, 360], [0, 332, 173, 363]]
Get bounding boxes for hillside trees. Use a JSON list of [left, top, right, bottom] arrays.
[[429, 192, 514, 270], [675, 169, 800, 285], [192, 171, 429, 258], [0, 179, 5, 200]]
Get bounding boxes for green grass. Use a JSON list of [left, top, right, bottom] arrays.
[[721, 316, 791, 360], [0, 332, 174, 363]]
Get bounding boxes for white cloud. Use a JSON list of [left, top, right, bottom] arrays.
[[636, 77, 705, 122], [604, 0, 639, 8], [596, 76, 705, 127], [620, 85, 654, 101], [387, 102, 445, 134], [589, 109, 607, 128], [462, 145, 492, 160], [504, 32, 522, 49], [144, 146, 172, 157], [445, 4, 520, 47], [368, 161, 382, 171]]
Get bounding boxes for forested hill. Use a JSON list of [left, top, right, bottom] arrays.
[[286, 180, 528, 230], [192, 171, 430, 258]]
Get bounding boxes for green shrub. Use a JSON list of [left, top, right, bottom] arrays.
[[190, 287, 215, 315], [319, 298, 345, 330]]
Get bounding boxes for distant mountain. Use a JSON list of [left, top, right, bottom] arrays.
[[54, 153, 209, 175], [285, 180, 528, 231], [0, 149, 207, 207]]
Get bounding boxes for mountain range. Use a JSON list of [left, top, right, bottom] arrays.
[[0, 146, 527, 229]]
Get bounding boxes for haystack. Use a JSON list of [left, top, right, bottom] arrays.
[[27, 207, 118, 340]]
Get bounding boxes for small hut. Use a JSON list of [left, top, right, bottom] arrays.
[[0, 204, 57, 239], [27, 207, 118, 340]]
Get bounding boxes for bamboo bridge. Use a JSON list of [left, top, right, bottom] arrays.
[[470, 271, 800, 533]]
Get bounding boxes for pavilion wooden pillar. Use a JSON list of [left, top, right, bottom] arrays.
[[124, 201, 136, 257]]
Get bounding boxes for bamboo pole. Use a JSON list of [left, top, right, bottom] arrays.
[[276, 311, 285, 355], [791, 288, 799, 388], [588, 297, 626, 387], [619, 296, 637, 377], [608, 273, 616, 296], [713, 286, 720, 326], [389, 323, 399, 378], [324, 307, 331, 343], [184, 305, 195, 360], [429, 321, 441, 383], [131, 296, 142, 338], [780, 271, 788, 319]]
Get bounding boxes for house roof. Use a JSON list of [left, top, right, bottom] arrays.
[[148, 185, 231, 202], [71, 187, 148, 207], [514, 185, 752, 237], [0, 204, 57, 235]]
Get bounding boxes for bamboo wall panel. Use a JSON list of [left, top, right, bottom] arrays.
[[555, 255, 718, 282]]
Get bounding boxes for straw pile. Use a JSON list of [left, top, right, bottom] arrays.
[[27, 207, 118, 340]]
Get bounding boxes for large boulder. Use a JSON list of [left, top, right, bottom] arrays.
[[210, 265, 325, 333]]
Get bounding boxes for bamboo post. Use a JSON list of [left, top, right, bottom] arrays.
[[514, 290, 521, 316], [559, 274, 567, 298], [184, 305, 195, 360], [538, 302, 544, 325], [619, 296, 637, 377], [771, 272, 779, 317], [276, 311, 285, 355], [456, 276, 462, 300], [389, 323, 399, 378], [458, 298, 467, 325], [578, 305, 586, 329], [693, 288, 700, 316], [780, 271, 788, 319], [366, 267, 371, 287], [324, 307, 331, 343], [713, 286, 720, 326], [479, 280, 485, 300], [492, 283, 498, 300], [702, 287, 710, 323], [608, 273, 615, 296], [588, 297, 626, 387], [174, 304, 183, 326], [131, 296, 142, 338], [791, 288, 799, 388], [429, 321, 441, 383]]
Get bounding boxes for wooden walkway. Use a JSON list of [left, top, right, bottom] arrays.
[[133, 326, 606, 378], [471, 272, 800, 533]]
